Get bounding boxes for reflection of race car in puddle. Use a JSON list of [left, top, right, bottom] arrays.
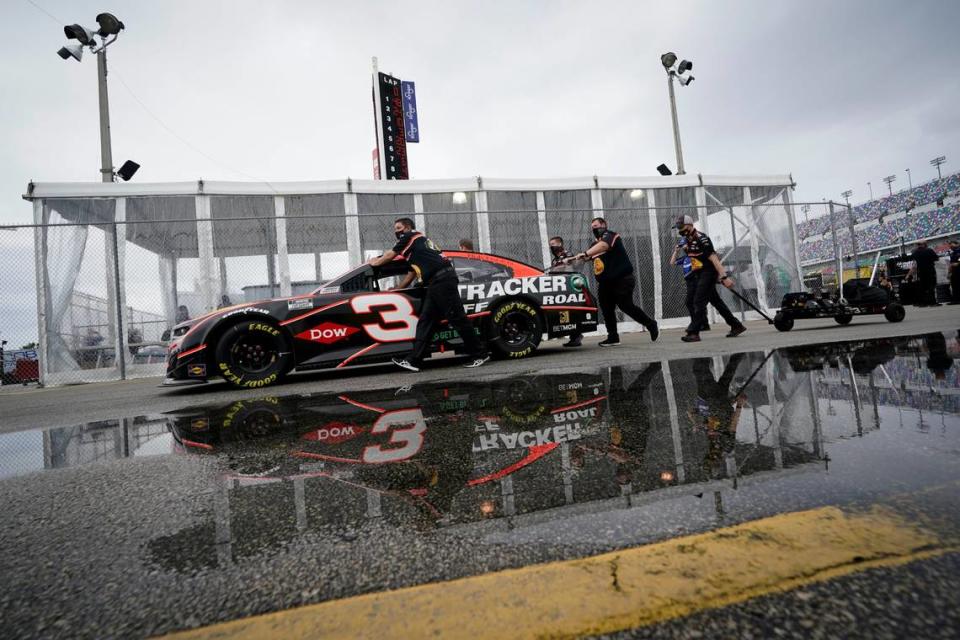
[[166, 373, 607, 523]]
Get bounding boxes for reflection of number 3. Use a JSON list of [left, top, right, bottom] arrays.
[[362, 408, 426, 463], [350, 293, 418, 342]]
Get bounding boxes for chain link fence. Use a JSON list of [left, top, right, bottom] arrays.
[[4, 179, 799, 386]]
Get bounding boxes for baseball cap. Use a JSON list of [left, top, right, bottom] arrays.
[[675, 215, 694, 229]]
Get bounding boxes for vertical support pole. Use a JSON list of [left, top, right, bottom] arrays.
[[97, 49, 114, 183], [667, 74, 685, 175], [536, 191, 550, 269], [728, 205, 745, 321], [159, 255, 178, 329], [475, 190, 491, 253], [647, 190, 663, 323], [195, 194, 218, 313], [274, 195, 292, 297], [293, 477, 307, 532], [661, 360, 686, 483], [783, 187, 804, 288], [109, 198, 128, 379], [413, 193, 426, 231], [32, 199, 49, 386], [764, 352, 783, 469], [808, 372, 824, 459], [344, 193, 362, 266], [695, 185, 716, 326], [828, 201, 843, 296], [744, 187, 769, 316]]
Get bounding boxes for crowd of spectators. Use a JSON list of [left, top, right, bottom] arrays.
[[798, 171, 960, 238], [800, 202, 960, 263]]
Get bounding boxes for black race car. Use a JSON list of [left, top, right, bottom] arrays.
[[164, 251, 598, 389]]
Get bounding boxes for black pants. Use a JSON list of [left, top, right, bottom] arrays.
[[597, 274, 655, 337], [410, 270, 484, 363], [918, 273, 937, 305], [951, 268, 960, 303], [686, 269, 743, 334]]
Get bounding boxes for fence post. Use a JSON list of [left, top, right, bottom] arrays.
[[475, 189, 491, 253], [344, 192, 362, 266], [783, 188, 804, 288], [695, 185, 716, 326], [413, 193, 426, 232], [828, 200, 843, 295], [647, 190, 663, 324], [536, 191, 550, 269], [32, 199, 49, 386], [274, 195, 292, 297], [195, 193, 218, 313], [109, 216, 127, 380]]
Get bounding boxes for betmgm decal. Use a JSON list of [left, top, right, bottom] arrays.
[[458, 275, 587, 312]]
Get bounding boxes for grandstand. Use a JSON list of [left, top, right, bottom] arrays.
[[799, 172, 960, 266]]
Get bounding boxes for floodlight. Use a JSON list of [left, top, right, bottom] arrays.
[[116, 160, 140, 181], [451, 191, 468, 205], [678, 75, 695, 86], [57, 44, 83, 62], [660, 52, 677, 70], [64, 24, 95, 46], [677, 60, 693, 74], [629, 189, 645, 200], [656, 164, 673, 176], [95, 13, 125, 36]]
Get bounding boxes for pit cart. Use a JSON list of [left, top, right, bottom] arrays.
[[770, 281, 905, 332]]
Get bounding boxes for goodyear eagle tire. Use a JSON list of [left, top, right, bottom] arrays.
[[214, 320, 292, 389], [488, 300, 543, 360]]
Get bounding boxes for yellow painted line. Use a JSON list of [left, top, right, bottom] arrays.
[[160, 505, 947, 639]]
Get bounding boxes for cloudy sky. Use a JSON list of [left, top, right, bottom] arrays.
[[1, 0, 959, 345]]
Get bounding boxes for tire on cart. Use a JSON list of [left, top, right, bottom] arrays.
[[487, 300, 543, 359], [773, 312, 794, 332], [834, 311, 853, 325], [214, 320, 292, 389], [884, 302, 906, 323]]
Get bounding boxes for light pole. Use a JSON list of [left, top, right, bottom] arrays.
[[883, 175, 896, 197], [867, 181, 874, 200], [905, 168, 912, 190], [660, 52, 694, 175], [930, 155, 946, 181], [57, 13, 132, 183]]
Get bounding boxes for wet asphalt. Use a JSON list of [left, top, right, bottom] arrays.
[[0, 320, 958, 638]]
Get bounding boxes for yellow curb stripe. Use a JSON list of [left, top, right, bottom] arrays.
[[160, 506, 943, 640]]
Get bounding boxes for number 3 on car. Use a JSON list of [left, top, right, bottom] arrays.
[[350, 293, 418, 343], [361, 408, 427, 463]]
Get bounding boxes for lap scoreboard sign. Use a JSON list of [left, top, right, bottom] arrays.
[[373, 72, 409, 180]]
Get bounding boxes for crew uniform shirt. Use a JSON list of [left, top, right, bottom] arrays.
[[950, 246, 960, 267], [910, 247, 939, 278], [592, 230, 633, 281], [392, 231, 450, 284], [682, 231, 717, 275]]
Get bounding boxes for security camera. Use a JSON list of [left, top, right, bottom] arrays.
[[678, 75, 695, 86], [57, 44, 84, 62], [677, 60, 693, 74]]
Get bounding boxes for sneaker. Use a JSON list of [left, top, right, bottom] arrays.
[[463, 355, 491, 368], [598, 337, 621, 347], [681, 333, 701, 343], [726, 325, 747, 338], [392, 357, 420, 372], [648, 323, 659, 342], [563, 336, 583, 348]]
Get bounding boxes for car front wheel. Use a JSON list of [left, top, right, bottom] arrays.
[[214, 320, 292, 389]]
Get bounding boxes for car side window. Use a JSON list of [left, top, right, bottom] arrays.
[[339, 273, 374, 293], [451, 258, 513, 283]]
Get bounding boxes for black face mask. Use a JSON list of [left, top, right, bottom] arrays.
[[677, 226, 690, 236], [550, 245, 564, 256], [395, 230, 406, 240], [592, 227, 605, 239]]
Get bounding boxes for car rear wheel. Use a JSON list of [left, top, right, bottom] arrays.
[[214, 320, 292, 389], [773, 312, 794, 332], [884, 302, 905, 323], [488, 301, 543, 359]]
